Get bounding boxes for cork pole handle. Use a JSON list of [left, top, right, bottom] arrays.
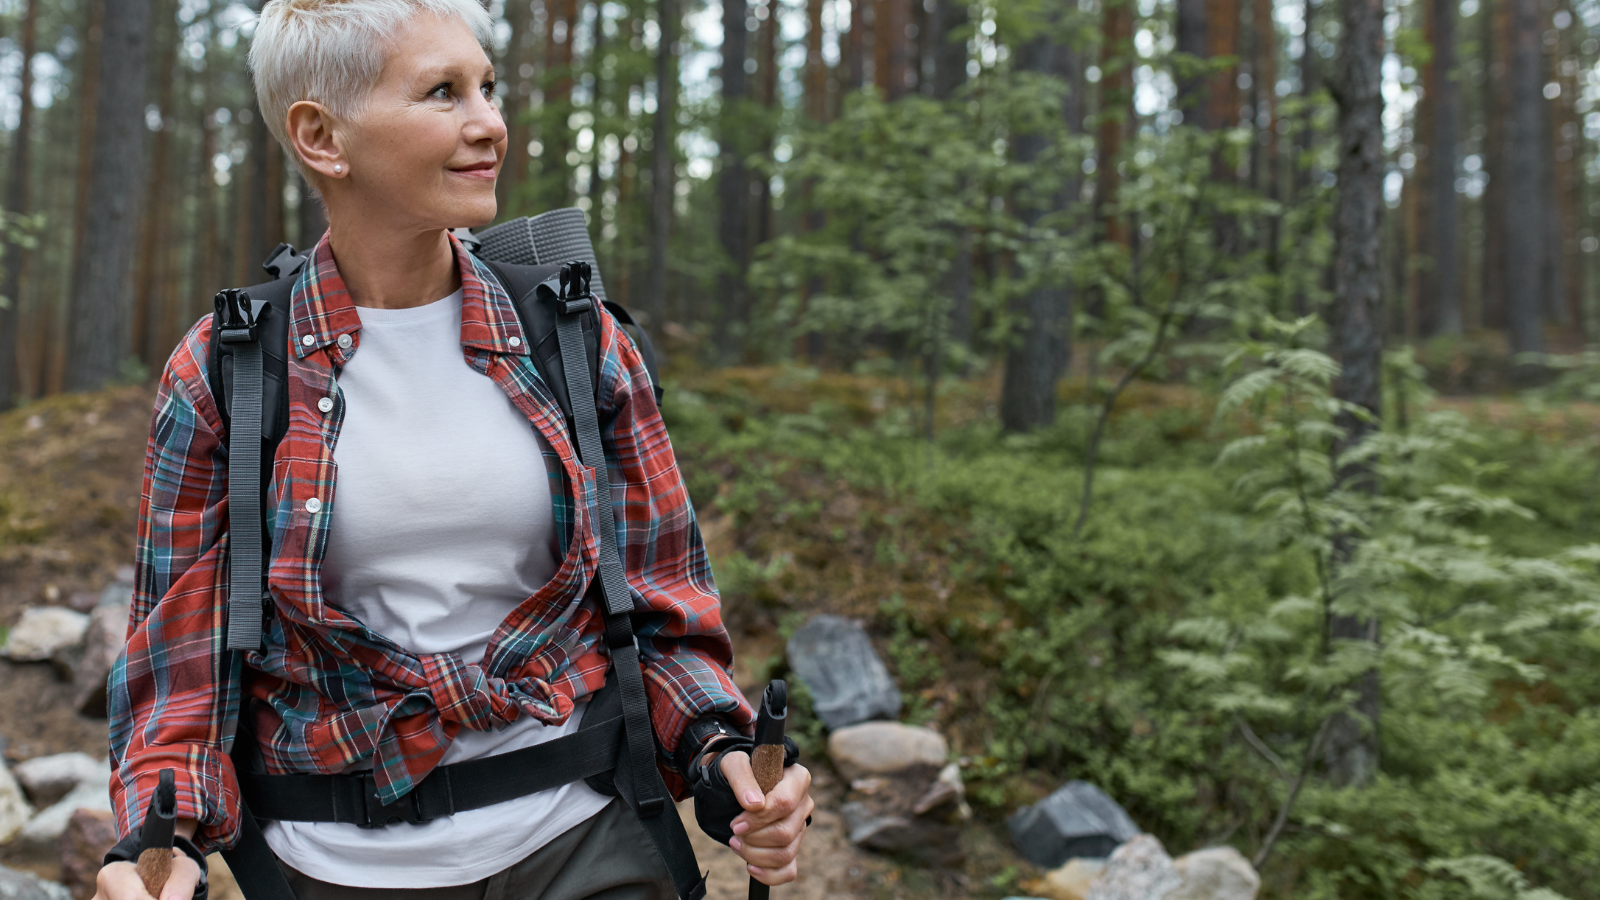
[[136, 847, 173, 898], [752, 743, 785, 795]]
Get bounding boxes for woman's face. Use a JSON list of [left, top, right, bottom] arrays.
[[336, 13, 506, 231]]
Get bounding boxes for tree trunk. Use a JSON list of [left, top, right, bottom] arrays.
[[587, 0, 609, 223], [1326, 0, 1384, 789], [71, 0, 105, 274], [1207, 0, 1242, 131], [647, 0, 677, 327], [1175, 0, 1207, 121], [135, 0, 179, 372], [1504, 0, 1546, 371], [1552, 0, 1582, 331], [932, 0, 969, 100], [879, 0, 910, 99], [847, 0, 867, 90], [1096, 0, 1134, 246], [499, 0, 535, 215], [542, 0, 578, 210], [755, 0, 777, 245], [66, 0, 153, 391], [1481, 0, 1509, 330], [1419, 0, 1462, 335], [715, 0, 750, 359], [0, 0, 39, 408], [1000, 28, 1079, 433]]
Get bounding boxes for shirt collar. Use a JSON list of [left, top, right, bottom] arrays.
[[288, 230, 531, 361]]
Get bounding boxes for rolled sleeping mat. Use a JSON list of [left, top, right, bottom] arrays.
[[469, 208, 609, 304]]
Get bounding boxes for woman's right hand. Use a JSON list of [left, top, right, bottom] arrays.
[[93, 852, 203, 900]]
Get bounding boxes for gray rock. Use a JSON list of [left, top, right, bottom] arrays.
[[13, 754, 102, 809], [1009, 781, 1142, 869], [1170, 847, 1260, 900], [0, 761, 35, 845], [98, 582, 133, 610], [0, 867, 72, 900], [827, 722, 947, 784], [72, 600, 129, 717], [786, 615, 900, 730], [2, 608, 89, 663], [20, 769, 111, 846], [839, 802, 964, 867], [1087, 834, 1181, 900]]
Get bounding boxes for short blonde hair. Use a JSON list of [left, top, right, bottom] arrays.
[[250, 0, 495, 161]]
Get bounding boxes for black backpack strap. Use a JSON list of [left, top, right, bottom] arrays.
[[543, 262, 706, 900]]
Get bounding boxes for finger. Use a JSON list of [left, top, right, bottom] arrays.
[[737, 793, 814, 848], [96, 860, 155, 900], [160, 854, 202, 900], [747, 859, 800, 887], [729, 832, 803, 869], [717, 751, 765, 811], [732, 764, 811, 834]]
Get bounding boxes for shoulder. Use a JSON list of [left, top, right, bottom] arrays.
[[155, 313, 224, 436]]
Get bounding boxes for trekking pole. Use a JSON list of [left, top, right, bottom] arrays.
[[748, 680, 788, 900], [136, 769, 178, 897]]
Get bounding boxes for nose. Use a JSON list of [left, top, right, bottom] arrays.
[[464, 88, 507, 148]]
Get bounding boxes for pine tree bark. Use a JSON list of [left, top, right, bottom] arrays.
[[0, 0, 39, 408], [715, 0, 750, 358], [499, 0, 535, 215], [542, 0, 578, 209], [846, 0, 867, 90], [135, 0, 179, 371], [71, 0, 105, 275], [1326, 0, 1384, 789], [1175, 0, 1207, 121], [1207, 0, 1242, 131], [1504, 0, 1547, 372], [1000, 25, 1079, 433], [647, 0, 677, 327], [66, 0, 153, 391], [755, 0, 777, 245], [931, 0, 969, 100], [1481, 0, 1509, 330], [1096, 0, 1134, 246], [1418, 0, 1462, 335]]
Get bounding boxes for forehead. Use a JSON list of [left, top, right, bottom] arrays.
[[378, 12, 492, 82]]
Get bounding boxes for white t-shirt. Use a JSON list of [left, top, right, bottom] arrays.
[[262, 289, 612, 887]]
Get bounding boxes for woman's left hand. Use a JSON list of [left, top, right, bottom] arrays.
[[716, 752, 814, 885]]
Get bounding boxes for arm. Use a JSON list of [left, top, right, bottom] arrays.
[[593, 309, 755, 787], [107, 318, 246, 856]]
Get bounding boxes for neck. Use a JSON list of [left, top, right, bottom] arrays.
[[324, 214, 459, 310]]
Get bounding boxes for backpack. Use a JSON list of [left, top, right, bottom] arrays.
[[203, 215, 705, 900]]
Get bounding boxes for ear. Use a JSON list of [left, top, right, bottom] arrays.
[[286, 100, 346, 181]]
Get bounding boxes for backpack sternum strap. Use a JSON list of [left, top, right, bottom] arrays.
[[546, 262, 707, 900]]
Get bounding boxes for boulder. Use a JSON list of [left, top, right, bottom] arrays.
[[13, 754, 103, 809], [0, 867, 72, 900], [59, 809, 118, 900], [1170, 847, 1260, 900], [1008, 781, 1141, 868], [1087, 834, 1181, 900], [0, 760, 35, 845], [21, 769, 112, 846], [827, 722, 946, 784], [2, 608, 89, 663], [72, 600, 129, 718], [832, 724, 963, 866], [785, 616, 901, 730], [1026, 858, 1107, 900]]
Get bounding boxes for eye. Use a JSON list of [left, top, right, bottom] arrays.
[[481, 80, 497, 99], [428, 82, 451, 99]]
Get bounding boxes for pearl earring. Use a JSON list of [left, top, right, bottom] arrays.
[[334, 164, 343, 174]]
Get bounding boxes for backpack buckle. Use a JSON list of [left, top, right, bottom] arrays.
[[216, 289, 260, 344], [261, 243, 308, 281], [557, 261, 593, 315], [354, 772, 429, 828]]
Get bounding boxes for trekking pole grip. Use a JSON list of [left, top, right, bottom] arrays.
[[136, 769, 177, 897], [748, 680, 788, 900]]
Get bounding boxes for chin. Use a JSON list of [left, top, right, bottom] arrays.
[[444, 194, 499, 230]]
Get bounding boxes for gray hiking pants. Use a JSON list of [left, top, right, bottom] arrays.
[[276, 799, 676, 900]]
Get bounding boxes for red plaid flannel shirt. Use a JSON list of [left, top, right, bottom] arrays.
[[108, 233, 752, 851]]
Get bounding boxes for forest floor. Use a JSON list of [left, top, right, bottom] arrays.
[[2, 373, 1594, 899]]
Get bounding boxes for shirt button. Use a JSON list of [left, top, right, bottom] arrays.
[[508, 336, 522, 348], [301, 334, 315, 347], [304, 497, 322, 514], [317, 397, 334, 413], [337, 333, 353, 349]]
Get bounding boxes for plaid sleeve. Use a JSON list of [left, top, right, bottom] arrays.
[[595, 310, 756, 769], [107, 317, 245, 853]]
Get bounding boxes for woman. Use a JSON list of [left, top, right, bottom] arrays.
[[96, 1, 812, 898]]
